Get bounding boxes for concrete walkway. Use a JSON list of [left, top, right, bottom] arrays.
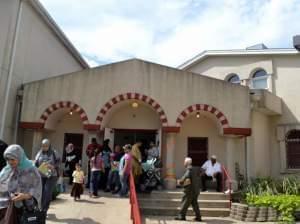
[[143, 216, 278, 224], [47, 191, 131, 224]]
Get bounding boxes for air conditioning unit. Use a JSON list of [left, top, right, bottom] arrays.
[[293, 35, 300, 50]]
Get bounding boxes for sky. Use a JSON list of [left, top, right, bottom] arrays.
[[39, 0, 300, 67]]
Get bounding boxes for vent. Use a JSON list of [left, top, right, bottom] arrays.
[[293, 35, 300, 51]]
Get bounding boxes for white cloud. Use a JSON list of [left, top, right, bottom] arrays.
[[40, 0, 300, 67]]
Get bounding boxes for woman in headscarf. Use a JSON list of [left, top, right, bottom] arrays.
[[65, 143, 80, 185], [0, 145, 42, 223], [35, 139, 60, 215], [131, 141, 143, 183]]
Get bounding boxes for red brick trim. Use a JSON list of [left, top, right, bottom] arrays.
[[223, 128, 252, 136], [19, 122, 44, 130], [96, 93, 168, 128], [176, 104, 229, 130], [162, 126, 180, 133], [39, 101, 89, 125], [83, 124, 101, 131]]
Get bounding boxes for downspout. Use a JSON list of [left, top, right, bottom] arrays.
[[0, 0, 24, 140], [244, 137, 248, 182], [13, 87, 23, 143]]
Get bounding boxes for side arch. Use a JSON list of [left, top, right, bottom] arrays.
[[175, 104, 229, 131], [95, 93, 168, 129], [39, 101, 89, 125]]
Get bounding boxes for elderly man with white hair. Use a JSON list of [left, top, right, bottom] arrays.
[[175, 157, 201, 222], [201, 155, 222, 192]]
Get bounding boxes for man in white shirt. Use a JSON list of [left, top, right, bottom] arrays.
[[200, 155, 222, 192]]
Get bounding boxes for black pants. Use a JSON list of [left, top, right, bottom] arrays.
[[100, 167, 110, 190], [86, 161, 91, 188], [201, 173, 222, 192]]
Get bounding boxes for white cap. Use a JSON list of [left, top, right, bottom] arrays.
[[211, 155, 217, 159]]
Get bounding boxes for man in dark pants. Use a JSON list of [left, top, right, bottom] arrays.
[[175, 157, 202, 222], [201, 155, 222, 192]]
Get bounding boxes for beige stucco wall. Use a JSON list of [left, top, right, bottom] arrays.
[[107, 103, 161, 130], [0, 0, 85, 143], [186, 54, 300, 177], [186, 56, 273, 81], [21, 59, 251, 130], [174, 114, 226, 177]]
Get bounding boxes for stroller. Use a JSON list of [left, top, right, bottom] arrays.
[[140, 158, 163, 192]]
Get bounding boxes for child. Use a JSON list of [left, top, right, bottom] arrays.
[[71, 163, 84, 201], [90, 148, 103, 198]]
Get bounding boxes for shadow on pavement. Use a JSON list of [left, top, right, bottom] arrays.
[[48, 214, 101, 224], [142, 216, 235, 224], [78, 199, 105, 204]]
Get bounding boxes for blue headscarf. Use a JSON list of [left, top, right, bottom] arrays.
[[0, 144, 35, 180]]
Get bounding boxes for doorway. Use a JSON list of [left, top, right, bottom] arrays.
[[187, 137, 208, 167], [63, 133, 84, 162], [114, 129, 157, 161]]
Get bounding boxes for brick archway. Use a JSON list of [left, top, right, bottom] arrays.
[[95, 93, 168, 129], [176, 104, 229, 131], [39, 101, 89, 125]]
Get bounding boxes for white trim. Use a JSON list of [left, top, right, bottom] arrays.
[[178, 49, 299, 70], [28, 0, 89, 69]]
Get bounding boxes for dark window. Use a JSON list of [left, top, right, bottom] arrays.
[[285, 130, 300, 169], [227, 74, 240, 84]]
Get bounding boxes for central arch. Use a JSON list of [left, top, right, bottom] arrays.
[[95, 93, 168, 129]]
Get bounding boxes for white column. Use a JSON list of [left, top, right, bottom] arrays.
[[31, 130, 43, 159], [279, 141, 287, 173], [225, 137, 236, 180], [225, 137, 239, 191], [164, 132, 177, 189]]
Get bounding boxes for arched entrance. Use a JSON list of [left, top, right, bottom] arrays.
[[96, 93, 168, 157], [37, 101, 90, 166]]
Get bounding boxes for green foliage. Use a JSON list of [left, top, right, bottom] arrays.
[[242, 176, 299, 197], [246, 194, 300, 223], [241, 176, 300, 222]]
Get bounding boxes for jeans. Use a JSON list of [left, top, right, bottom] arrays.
[[41, 176, 58, 212], [119, 173, 129, 196], [90, 171, 102, 195], [107, 170, 120, 190]]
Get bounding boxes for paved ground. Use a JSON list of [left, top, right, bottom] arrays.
[[47, 190, 131, 224], [143, 216, 278, 224], [46, 189, 281, 224]]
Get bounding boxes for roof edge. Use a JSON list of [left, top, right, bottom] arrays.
[[28, 0, 89, 69], [178, 48, 299, 70]]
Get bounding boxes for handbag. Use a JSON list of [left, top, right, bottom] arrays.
[[2, 201, 17, 224], [19, 202, 45, 224]]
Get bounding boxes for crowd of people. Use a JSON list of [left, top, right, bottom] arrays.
[[0, 136, 223, 223]]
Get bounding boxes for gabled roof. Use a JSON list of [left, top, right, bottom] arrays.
[[178, 48, 299, 70], [28, 0, 89, 69]]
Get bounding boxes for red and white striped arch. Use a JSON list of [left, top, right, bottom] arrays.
[[96, 93, 168, 129], [39, 101, 89, 125], [176, 104, 229, 130]]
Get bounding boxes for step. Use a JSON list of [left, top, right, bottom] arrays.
[[139, 191, 229, 200], [141, 206, 230, 217], [138, 198, 230, 208]]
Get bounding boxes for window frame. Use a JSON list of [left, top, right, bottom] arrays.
[[227, 73, 241, 84], [285, 129, 300, 169], [251, 69, 268, 89]]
